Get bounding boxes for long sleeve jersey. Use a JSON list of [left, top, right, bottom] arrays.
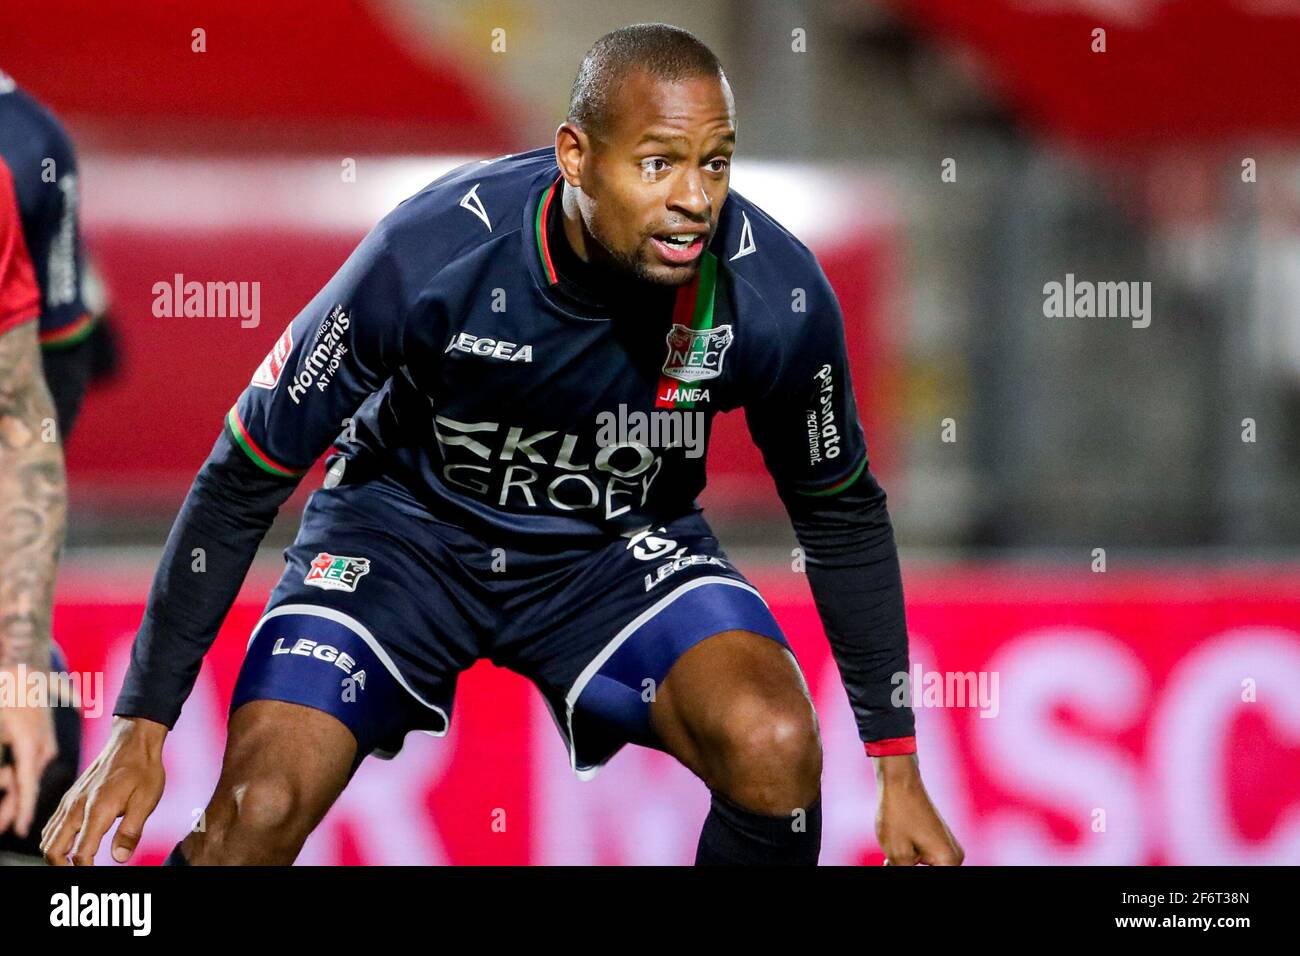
[[115, 147, 916, 753]]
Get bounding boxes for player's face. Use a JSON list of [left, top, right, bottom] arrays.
[[583, 71, 735, 286]]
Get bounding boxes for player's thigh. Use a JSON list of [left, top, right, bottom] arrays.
[[227, 474, 472, 780], [508, 513, 813, 780]]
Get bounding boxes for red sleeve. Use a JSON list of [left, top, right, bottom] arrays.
[[0, 157, 40, 337]]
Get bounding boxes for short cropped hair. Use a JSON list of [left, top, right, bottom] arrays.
[[567, 23, 726, 141]]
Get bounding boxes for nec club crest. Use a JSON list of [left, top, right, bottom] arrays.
[[251, 324, 293, 389], [662, 323, 734, 383], [304, 553, 371, 592]]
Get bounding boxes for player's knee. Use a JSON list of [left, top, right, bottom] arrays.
[[709, 696, 821, 809], [192, 776, 311, 864], [230, 777, 304, 835]]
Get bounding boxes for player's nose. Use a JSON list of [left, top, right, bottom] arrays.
[[667, 167, 711, 220]]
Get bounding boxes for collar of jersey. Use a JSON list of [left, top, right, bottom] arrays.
[[521, 170, 720, 330]]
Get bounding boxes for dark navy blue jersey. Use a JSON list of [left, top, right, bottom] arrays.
[[117, 146, 915, 753], [226, 146, 868, 543], [0, 72, 91, 347]]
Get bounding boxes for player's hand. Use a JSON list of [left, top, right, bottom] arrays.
[[872, 753, 963, 866], [40, 715, 167, 866], [0, 675, 58, 838]]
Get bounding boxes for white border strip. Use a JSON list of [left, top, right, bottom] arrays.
[[248, 602, 449, 736], [79, 155, 897, 243], [563, 575, 768, 781]]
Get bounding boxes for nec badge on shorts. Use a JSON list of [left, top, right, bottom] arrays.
[[304, 552, 371, 592]]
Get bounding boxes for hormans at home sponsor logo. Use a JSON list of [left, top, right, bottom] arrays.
[[288, 304, 351, 404]]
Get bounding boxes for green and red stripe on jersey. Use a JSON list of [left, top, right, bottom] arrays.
[[225, 405, 307, 478], [796, 451, 869, 497], [534, 176, 562, 285], [39, 311, 95, 349], [533, 175, 720, 413], [653, 249, 718, 411]]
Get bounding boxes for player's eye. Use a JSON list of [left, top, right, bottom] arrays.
[[706, 158, 730, 173], [640, 157, 669, 178]]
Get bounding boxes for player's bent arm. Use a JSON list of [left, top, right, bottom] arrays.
[[39, 438, 298, 865], [0, 319, 66, 673], [782, 474, 964, 864], [116, 219, 413, 726], [778, 467, 917, 757], [741, 260, 917, 758], [45, 218, 410, 862], [113, 429, 301, 728]]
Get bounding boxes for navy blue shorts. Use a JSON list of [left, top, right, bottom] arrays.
[[231, 469, 794, 779]]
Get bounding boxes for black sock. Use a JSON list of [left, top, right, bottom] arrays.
[[162, 841, 190, 866], [695, 789, 822, 865]]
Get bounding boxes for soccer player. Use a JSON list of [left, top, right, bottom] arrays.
[[43, 24, 961, 866], [0, 72, 97, 862]]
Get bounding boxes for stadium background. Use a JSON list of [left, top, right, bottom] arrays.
[[3, 0, 1299, 864]]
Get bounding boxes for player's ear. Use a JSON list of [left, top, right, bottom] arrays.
[[555, 123, 587, 186]]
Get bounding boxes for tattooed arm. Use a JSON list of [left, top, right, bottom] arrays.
[[0, 319, 65, 838], [0, 319, 66, 672], [0, 149, 62, 838]]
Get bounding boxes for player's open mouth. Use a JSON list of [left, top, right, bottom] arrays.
[[651, 232, 706, 265]]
